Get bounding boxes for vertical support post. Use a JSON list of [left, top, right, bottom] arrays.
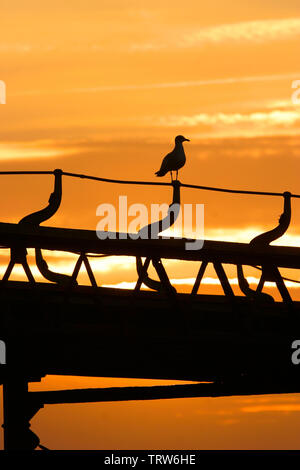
[[271, 266, 293, 305], [213, 262, 235, 298], [2, 376, 40, 450], [152, 258, 177, 298], [82, 254, 98, 288], [134, 257, 151, 292], [69, 253, 97, 287], [259, 265, 293, 306], [256, 273, 265, 293], [191, 261, 208, 296], [1, 248, 35, 285]]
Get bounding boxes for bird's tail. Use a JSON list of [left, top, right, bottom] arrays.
[[155, 170, 166, 177]]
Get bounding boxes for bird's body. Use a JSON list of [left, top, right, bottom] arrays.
[[155, 135, 189, 181]]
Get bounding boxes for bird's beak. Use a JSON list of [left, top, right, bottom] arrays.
[[184, 138, 190, 142]]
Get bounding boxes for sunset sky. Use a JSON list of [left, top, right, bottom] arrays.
[[1, 0, 300, 449]]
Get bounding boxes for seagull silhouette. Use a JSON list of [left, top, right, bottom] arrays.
[[155, 135, 190, 182]]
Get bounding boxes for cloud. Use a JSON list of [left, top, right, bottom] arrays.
[[160, 110, 300, 126], [2, 267, 299, 290], [183, 18, 300, 46], [129, 42, 165, 52], [0, 44, 34, 53], [11, 72, 300, 97], [102, 276, 300, 290], [0, 44, 56, 53], [205, 228, 300, 247], [0, 141, 78, 161], [158, 109, 300, 138], [128, 18, 300, 50], [241, 404, 300, 413]]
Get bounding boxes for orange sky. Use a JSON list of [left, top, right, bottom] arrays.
[[1, 0, 300, 450], [1, 1, 300, 298]]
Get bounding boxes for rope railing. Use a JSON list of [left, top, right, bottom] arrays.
[[62, 171, 171, 187], [1, 169, 300, 297], [0, 171, 54, 175], [0, 169, 299, 198]]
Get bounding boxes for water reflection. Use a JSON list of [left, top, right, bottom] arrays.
[[2, 376, 300, 450]]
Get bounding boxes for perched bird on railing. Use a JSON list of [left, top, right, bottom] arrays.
[[155, 135, 190, 181]]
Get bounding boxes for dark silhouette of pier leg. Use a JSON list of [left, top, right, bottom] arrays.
[[69, 253, 97, 287], [257, 266, 293, 306], [152, 257, 177, 299], [191, 261, 234, 299], [213, 262, 234, 298], [134, 257, 151, 292], [2, 249, 35, 285], [2, 260, 14, 283], [272, 266, 293, 305], [82, 254, 98, 287], [70, 254, 82, 285], [237, 264, 274, 303], [2, 376, 41, 450], [191, 261, 208, 296], [22, 259, 36, 285], [61, 253, 101, 308], [256, 273, 265, 293]]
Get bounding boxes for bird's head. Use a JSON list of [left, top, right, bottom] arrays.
[[175, 135, 190, 144]]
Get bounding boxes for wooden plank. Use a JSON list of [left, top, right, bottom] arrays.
[[0, 221, 300, 268], [29, 381, 300, 404]]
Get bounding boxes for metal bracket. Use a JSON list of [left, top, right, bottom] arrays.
[[69, 253, 98, 287], [191, 260, 234, 298], [135, 181, 181, 293], [238, 192, 293, 305], [1, 247, 35, 285], [13, 169, 75, 286], [134, 256, 177, 298]]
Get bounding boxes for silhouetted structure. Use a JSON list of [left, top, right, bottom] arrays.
[[1, 169, 300, 449]]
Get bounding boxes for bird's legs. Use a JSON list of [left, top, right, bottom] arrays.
[[176, 170, 178, 180]]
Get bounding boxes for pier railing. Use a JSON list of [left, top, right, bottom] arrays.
[[0, 169, 299, 305]]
